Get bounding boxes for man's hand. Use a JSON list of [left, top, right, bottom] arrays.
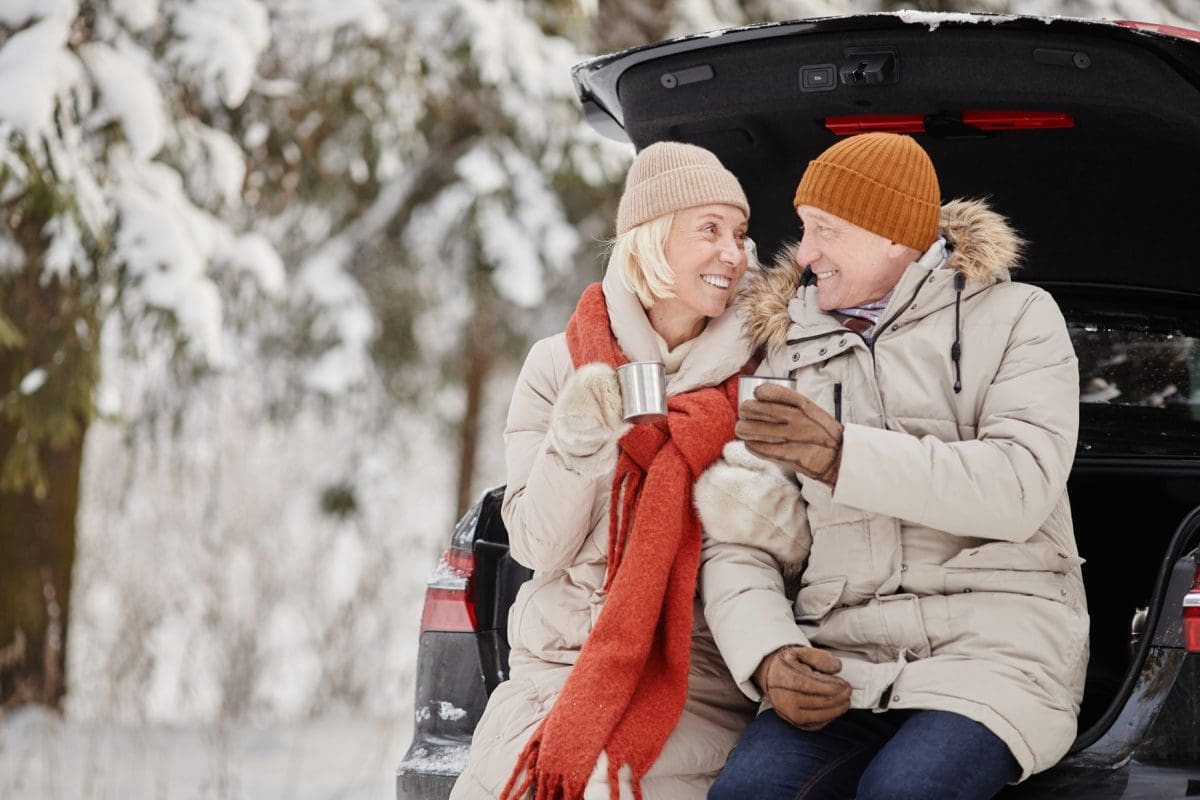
[[736, 383, 843, 487], [755, 645, 851, 731]]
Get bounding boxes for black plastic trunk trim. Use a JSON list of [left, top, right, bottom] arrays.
[[1072, 504, 1200, 753], [1071, 458, 1200, 476]]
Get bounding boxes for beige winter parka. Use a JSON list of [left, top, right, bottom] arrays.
[[697, 199, 1088, 781], [450, 264, 758, 800]]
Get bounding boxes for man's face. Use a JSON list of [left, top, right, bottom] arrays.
[[794, 205, 916, 312]]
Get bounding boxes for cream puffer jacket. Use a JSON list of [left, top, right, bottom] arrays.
[[451, 265, 758, 800], [697, 199, 1088, 781]]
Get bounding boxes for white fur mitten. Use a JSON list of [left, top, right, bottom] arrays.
[[546, 362, 632, 479], [694, 440, 812, 578]]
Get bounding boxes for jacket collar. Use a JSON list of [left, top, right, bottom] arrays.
[[740, 198, 1025, 349]]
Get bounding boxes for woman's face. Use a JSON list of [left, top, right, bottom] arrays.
[[657, 203, 749, 322]]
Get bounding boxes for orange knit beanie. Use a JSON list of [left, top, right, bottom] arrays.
[[793, 132, 940, 251]]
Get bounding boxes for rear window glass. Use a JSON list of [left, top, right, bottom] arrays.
[[1069, 320, 1200, 457]]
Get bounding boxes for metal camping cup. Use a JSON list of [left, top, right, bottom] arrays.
[[737, 375, 797, 412], [617, 361, 668, 424]]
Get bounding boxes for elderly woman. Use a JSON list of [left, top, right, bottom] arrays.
[[449, 142, 759, 800]]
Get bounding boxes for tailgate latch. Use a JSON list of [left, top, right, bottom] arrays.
[[840, 47, 899, 86]]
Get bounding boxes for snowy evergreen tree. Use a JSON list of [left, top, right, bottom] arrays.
[[0, 0, 282, 708]]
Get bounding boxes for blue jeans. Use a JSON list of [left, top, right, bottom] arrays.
[[709, 709, 1020, 800]]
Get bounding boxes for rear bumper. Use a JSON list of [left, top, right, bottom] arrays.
[[998, 761, 1200, 798], [396, 734, 469, 800], [395, 628, 486, 800]]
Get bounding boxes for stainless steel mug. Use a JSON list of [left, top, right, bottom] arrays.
[[617, 361, 668, 424], [737, 375, 797, 411]]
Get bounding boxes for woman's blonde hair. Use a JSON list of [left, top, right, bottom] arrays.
[[611, 213, 676, 308]]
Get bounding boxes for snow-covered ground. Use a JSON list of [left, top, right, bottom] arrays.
[[0, 706, 407, 800], [43, 358, 516, 773], [0, 355, 516, 799]]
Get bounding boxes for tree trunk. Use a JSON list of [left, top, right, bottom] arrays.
[[0, 256, 97, 711], [0, 419, 85, 709], [455, 290, 492, 519]]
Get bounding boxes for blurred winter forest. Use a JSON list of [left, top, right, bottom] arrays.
[[1, 0, 1198, 797]]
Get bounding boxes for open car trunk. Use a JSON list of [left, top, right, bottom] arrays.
[[571, 12, 1200, 766]]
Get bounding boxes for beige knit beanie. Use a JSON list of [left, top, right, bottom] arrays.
[[616, 142, 749, 235], [793, 132, 941, 251]]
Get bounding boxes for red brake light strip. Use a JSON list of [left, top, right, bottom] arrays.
[[825, 111, 1075, 136], [825, 114, 924, 135], [962, 111, 1074, 130]]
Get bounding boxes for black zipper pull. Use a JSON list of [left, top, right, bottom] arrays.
[[951, 272, 965, 394], [833, 382, 843, 422]]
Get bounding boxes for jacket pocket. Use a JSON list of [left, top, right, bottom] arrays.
[[794, 576, 848, 622], [941, 541, 1083, 603], [942, 542, 1083, 572], [509, 573, 592, 660]]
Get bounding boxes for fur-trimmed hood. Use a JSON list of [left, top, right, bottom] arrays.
[[741, 198, 1025, 350]]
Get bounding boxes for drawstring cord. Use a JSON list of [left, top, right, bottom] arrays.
[[951, 272, 965, 394], [806, 256, 964, 394]]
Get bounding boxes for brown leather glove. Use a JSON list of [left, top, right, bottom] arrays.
[[736, 383, 843, 487], [755, 645, 852, 731]]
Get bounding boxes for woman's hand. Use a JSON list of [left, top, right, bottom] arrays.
[[546, 362, 631, 478], [695, 440, 811, 578]]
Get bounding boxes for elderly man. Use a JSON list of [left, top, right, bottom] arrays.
[[697, 132, 1088, 800]]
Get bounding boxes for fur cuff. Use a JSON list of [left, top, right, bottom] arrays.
[[695, 441, 811, 577], [548, 437, 622, 481]]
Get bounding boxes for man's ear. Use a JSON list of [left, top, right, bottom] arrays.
[[887, 241, 919, 262]]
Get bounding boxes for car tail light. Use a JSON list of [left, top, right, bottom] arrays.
[[825, 114, 925, 135], [1115, 20, 1200, 43], [825, 111, 1074, 136], [1185, 560, 1200, 653], [960, 111, 1074, 130], [420, 547, 477, 632]]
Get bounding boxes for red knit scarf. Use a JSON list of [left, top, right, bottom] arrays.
[[500, 284, 747, 800]]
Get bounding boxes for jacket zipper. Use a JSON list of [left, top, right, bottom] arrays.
[[784, 330, 840, 347], [784, 270, 933, 357], [867, 270, 933, 356], [783, 273, 933, 425], [782, 271, 944, 429]]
